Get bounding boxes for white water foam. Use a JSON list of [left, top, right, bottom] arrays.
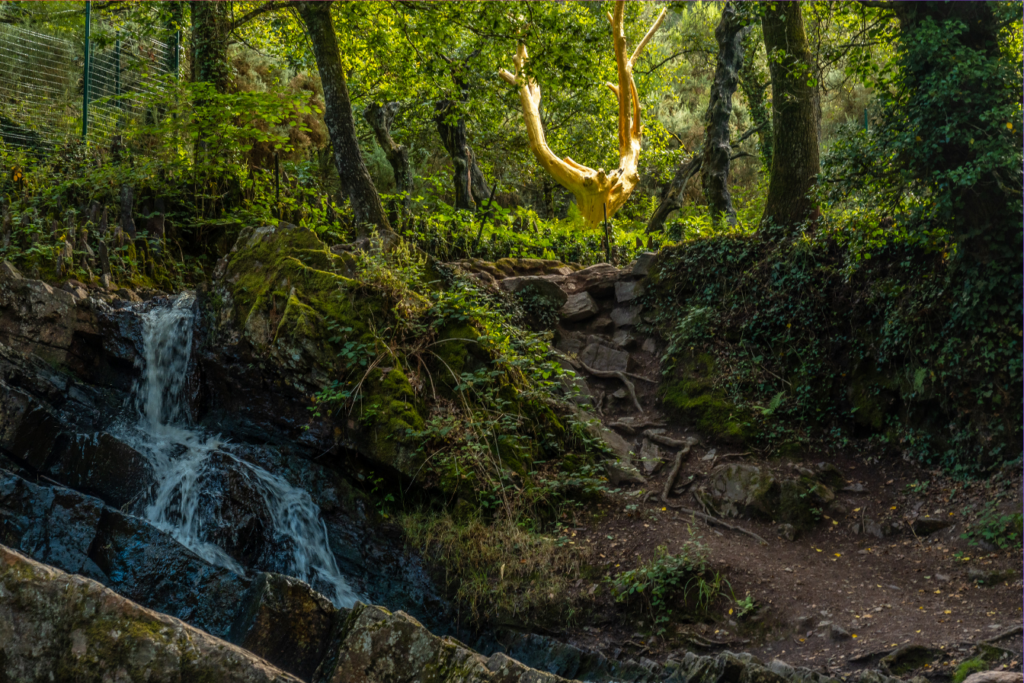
[[114, 292, 359, 607]]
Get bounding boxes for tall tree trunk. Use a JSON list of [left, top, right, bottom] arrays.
[[701, 2, 751, 227], [646, 155, 702, 234], [435, 99, 490, 211], [297, 2, 391, 237], [760, 1, 819, 233], [190, 1, 230, 91], [738, 26, 772, 172], [435, 99, 475, 211], [364, 102, 412, 214]]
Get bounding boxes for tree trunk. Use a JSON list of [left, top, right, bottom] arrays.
[[738, 26, 772, 172], [701, 2, 751, 228], [435, 99, 490, 211], [889, 2, 1013, 267], [297, 2, 391, 237], [190, 1, 230, 92], [646, 155, 702, 234], [760, 1, 819, 233], [364, 102, 412, 214]]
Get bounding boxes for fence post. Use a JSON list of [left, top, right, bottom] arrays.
[[82, 0, 92, 140], [115, 30, 122, 110], [603, 203, 611, 264]]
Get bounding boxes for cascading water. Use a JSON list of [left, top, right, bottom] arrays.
[[113, 292, 359, 608]]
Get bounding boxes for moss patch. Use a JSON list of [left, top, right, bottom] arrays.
[[659, 353, 752, 443]]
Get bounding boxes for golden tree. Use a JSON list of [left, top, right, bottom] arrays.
[[499, 2, 667, 227]]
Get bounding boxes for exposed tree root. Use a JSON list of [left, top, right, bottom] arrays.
[[580, 361, 643, 413]]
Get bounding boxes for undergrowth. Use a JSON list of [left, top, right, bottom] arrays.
[[606, 541, 726, 634]]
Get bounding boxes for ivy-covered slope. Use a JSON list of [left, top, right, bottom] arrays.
[[644, 233, 1021, 474]]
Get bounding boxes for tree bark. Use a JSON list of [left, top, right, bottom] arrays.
[[760, 1, 820, 233], [435, 99, 490, 211], [646, 155, 702, 234], [297, 2, 391, 237], [701, 2, 752, 227], [738, 26, 772, 172], [191, 1, 230, 92], [364, 102, 412, 213]]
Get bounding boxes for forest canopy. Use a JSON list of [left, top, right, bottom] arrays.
[[0, 0, 1020, 473]]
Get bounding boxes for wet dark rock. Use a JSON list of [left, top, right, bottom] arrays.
[[195, 450, 272, 568], [230, 572, 342, 681], [486, 630, 662, 682], [0, 260, 77, 365], [88, 507, 253, 639], [0, 545, 303, 683], [47, 431, 152, 509], [0, 470, 106, 581], [0, 380, 64, 470]]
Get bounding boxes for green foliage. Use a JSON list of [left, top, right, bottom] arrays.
[[648, 223, 1020, 470], [952, 659, 989, 683], [961, 501, 1023, 552], [606, 542, 724, 631]]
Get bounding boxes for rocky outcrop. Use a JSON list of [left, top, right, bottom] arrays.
[[0, 544, 303, 683], [316, 603, 566, 683]]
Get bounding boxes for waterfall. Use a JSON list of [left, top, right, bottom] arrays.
[[114, 292, 359, 608]]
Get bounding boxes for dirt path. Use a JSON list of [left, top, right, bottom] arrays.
[[558, 336, 1022, 677]]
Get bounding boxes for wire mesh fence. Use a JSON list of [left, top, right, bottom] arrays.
[[0, 9, 176, 154]]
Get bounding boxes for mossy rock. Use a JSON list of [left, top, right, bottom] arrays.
[[658, 353, 752, 443], [224, 223, 426, 479]]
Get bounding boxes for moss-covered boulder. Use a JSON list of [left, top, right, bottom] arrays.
[[696, 464, 777, 519], [658, 353, 752, 444], [0, 544, 303, 683], [217, 224, 426, 479]]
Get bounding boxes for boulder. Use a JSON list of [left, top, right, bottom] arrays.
[[0, 262, 78, 364], [0, 381, 64, 471], [0, 545, 302, 683], [562, 263, 621, 298], [697, 464, 777, 519], [610, 306, 641, 328], [229, 572, 342, 681], [579, 343, 629, 373], [614, 279, 644, 304], [632, 252, 658, 276], [559, 292, 599, 322], [499, 275, 568, 308], [0, 470, 106, 580], [88, 507, 253, 639], [47, 431, 153, 510], [318, 603, 566, 683]]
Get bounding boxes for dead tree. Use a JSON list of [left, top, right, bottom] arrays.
[[499, 2, 667, 227]]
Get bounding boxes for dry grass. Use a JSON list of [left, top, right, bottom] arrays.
[[398, 510, 593, 628]]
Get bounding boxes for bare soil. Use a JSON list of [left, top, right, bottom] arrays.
[[555, 338, 1023, 678]]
